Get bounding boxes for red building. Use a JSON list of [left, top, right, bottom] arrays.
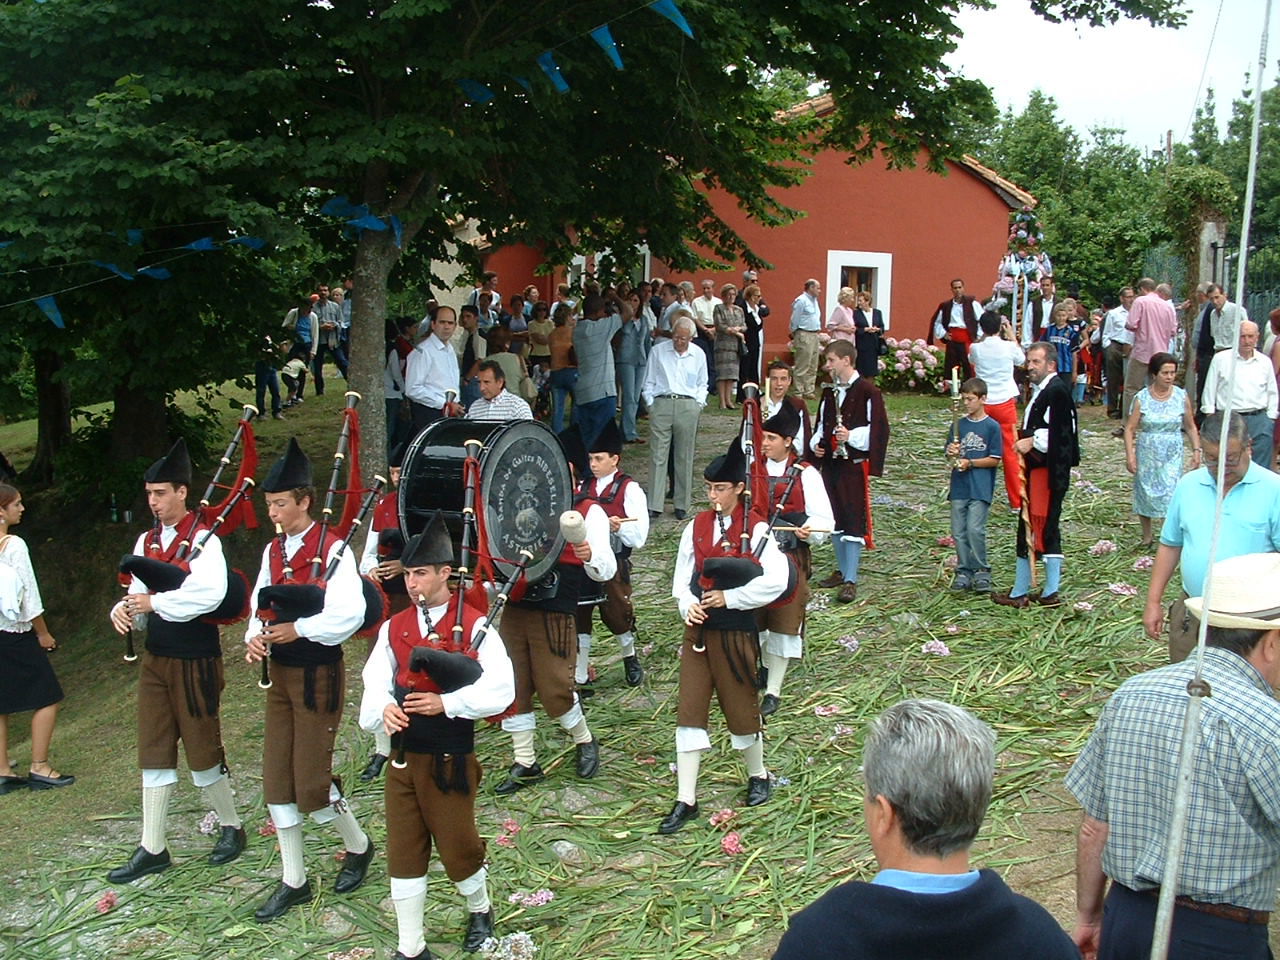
[[475, 96, 1033, 357]]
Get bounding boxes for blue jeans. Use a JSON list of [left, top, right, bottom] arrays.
[[949, 498, 991, 573], [312, 342, 349, 395], [549, 368, 578, 434], [617, 363, 645, 441], [254, 361, 281, 416], [574, 396, 616, 449]]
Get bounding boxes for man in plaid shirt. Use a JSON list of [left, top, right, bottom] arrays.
[[1066, 551, 1280, 960]]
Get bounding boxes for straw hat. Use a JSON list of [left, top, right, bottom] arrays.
[[1185, 553, 1280, 630]]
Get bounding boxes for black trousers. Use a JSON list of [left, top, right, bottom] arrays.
[[1099, 883, 1271, 960], [409, 401, 443, 434]]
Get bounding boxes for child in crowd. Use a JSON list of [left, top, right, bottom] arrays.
[[1040, 301, 1080, 395], [945, 378, 1003, 592], [280, 355, 308, 407]]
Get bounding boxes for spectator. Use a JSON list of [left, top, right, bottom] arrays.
[[789, 279, 823, 401], [655, 282, 682, 339], [501, 294, 529, 355], [1143, 412, 1280, 662], [280, 355, 308, 408], [255, 337, 284, 421], [617, 288, 653, 444], [1201, 320, 1278, 469], [1122, 277, 1177, 418], [548, 304, 578, 434], [945, 378, 1002, 593], [451, 305, 488, 410], [1124, 352, 1199, 548], [466, 359, 533, 421], [384, 316, 419, 448], [852, 291, 885, 382], [484, 326, 535, 406], [642, 316, 707, 520], [404, 306, 461, 431], [572, 292, 627, 448], [282, 300, 318, 401], [475, 291, 499, 334], [312, 282, 348, 396], [967, 314, 1024, 514], [773, 700, 1076, 960], [465, 270, 500, 312], [525, 301, 554, 378], [1101, 288, 1135, 421], [1039, 301, 1080, 394], [737, 278, 770, 399], [712, 284, 747, 410], [826, 287, 857, 343]]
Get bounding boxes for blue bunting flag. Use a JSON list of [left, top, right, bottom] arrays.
[[457, 79, 496, 104], [227, 236, 266, 250], [347, 214, 388, 232], [92, 261, 134, 280], [137, 266, 172, 279], [536, 51, 570, 93], [35, 296, 63, 328], [183, 237, 217, 251], [320, 196, 368, 219], [650, 0, 694, 38], [590, 25, 624, 70], [389, 215, 403, 249]]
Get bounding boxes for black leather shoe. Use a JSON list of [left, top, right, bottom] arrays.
[[463, 907, 495, 952], [494, 762, 545, 795], [334, 843, 375, 894], [107, 846, 171, 883], [673, 509, 687, 521], [623, 655, 644, 686], [760, 693, 781, 718], [575, 738, 600, 779], [208, 825, 246, 865], [658, 800, 699, 835], [254, 880, 313, 922], [394, 948, 434, 960], [648, 509, 662, 519], [359, 753, 389, 782], [745, 775, 772, 807]]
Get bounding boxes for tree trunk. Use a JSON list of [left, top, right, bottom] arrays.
[[350, 229, 403, 486], [109, 383, 170, 465], [21, 348, 72, 486]]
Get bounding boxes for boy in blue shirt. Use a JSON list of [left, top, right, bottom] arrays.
[[1039, 302, 1080, 395], [946, 378, 1003, 592]]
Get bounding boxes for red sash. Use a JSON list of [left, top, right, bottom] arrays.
[[389, 600, 483, 692]]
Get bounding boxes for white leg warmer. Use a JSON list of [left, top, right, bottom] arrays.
[[140, 783, 174, 854], [763, 652, 788, 698], [277, 822, 307, 888], [575, 633, 592, 684], [510, 728, 537, 767], [391, 877, 428, 959], [268, 801, 303, 831], [739, 736, 767, 779], [557, 700, 591, 744], [199, 772, 242, 829], [456, 866, 490, 913], [675, 750, 701, 806], [616, 631, 636, 657], [374, 728, 391, 756]]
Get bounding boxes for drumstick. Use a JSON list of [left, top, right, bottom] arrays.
[[772, 525, 832, 533], [618, 517, 639, 523]]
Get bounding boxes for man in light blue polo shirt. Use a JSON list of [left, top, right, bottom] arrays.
[[572, 291, 627, 448], [1144, 411, 1280, 662]]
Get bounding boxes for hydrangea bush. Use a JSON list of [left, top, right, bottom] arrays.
[[877, 337, 948, 394]]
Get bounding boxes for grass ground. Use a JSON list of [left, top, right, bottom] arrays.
[[0, 383, 1249, 959]]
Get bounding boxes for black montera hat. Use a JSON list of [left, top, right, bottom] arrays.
[[388, 439, 409, 469], [761, 402, 801, 440], [588, 418, 624, 456], [401, 510, 453, 567], [558, 425, 589, 478], [704, 436, 747, 483], [143, 438, 193, 487], [262, 437, 313, 492]]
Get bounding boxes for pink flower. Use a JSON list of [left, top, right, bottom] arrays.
[[943, 555, 958, 569], [937, 535, 956, 547], [508, 888, 555, 908], [894, 362, 907, 372], [945, 624, 959, 634], [95, 891, 118, 914], [1108, 582, 1139, 597], [833, 723, 855, 737], [813, 704, 840, 717], [1089, 539, 1118, 556], [721, 832, 744, 855], [335, 850, 348, 862], [1074, 601, 1095, 612], [198, 811, 220, 835], [709, 808, 737, 828], [921, 639, 951, 656], [836, 634, 861, 653], [636, 755, 657, 765], [1133, 556, 1154, 571], [502, 818, 522, 836], [908, 380, 916, 387], [258, 819, 278, 837], [496, 834, 515, 847]]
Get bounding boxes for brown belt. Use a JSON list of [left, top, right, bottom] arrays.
[[1134, 886, 1270, 925]]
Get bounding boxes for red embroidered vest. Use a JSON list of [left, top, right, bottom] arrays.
[[388, 599, 483, 694], [269, 522, 331, 585]]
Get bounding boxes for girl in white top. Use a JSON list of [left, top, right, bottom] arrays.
[[967, 311, 1027, 511]]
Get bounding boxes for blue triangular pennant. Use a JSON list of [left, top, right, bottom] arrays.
[[649, 0, 694, 38], [138, 266, 172, 279], [389, 215, 403, 249], [514, 76, 532, 92], [457, 79, 496, 104], [590, 25, 624, 70], [320, 195, 368, 219], [93, 261, 134, 280], [227, 236, 266, 250], [35, 296, 63, 328], [183, 237, 216, 251], [347, 214, 388, 232], [536, 51, 570, 94]]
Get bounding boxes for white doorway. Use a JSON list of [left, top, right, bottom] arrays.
[[825, 250, 893, 330]]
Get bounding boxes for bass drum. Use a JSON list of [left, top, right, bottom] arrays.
[[399, 418, 571, 585]]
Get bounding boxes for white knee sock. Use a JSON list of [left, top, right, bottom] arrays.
[[557, 701, 593, 745], [511, 728, 537, 767], [141, 783, 174, 854], [277, 823, 307, 888], [391, 880, 428, 958], [575, 634, 592, 684], [374, 728, 391, 756], [200, 775, 242, 830], [617, 631, 636, 657], [675, 750, 701, 806], [739, 737, 767, 779], [456, 866, 490, 913], [330, 804, 369, 855], [763, 652, 788, 698]]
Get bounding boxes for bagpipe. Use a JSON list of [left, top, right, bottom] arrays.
[[254, 393, 390, 687], [198, 403, 260, 532]]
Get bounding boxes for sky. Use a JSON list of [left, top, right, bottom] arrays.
[[946, 0, 1279, 154]]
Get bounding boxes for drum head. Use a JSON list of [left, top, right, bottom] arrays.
[[399, 418, 571, 584]]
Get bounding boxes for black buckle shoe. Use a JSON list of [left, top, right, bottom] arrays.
[[623, 655, 644, 686], [107, 845, 171, 883], [334, 843, 375, 894], [657, 800, 699, 835], [760, 693, 781, 718], [394, 949, 434, 960], [575, 738, 600, 779], [463, 907, 495, 952], [254, 880, 313, 922], [208, 825, 247, 865], [745, 775, 772, 807], [494, 762, 544, 795], [359, 753, 389, 782]]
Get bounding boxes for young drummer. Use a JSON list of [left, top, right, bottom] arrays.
[[106, 439, 246, 881], [358, 441, 410, 782], [757, 403, 833, 717], [494, 427, 615, 794], [244, 438, 374, 921], [659, 438, 788, 835], [574, 419, 650, 693], [360, 516, 516, 958]]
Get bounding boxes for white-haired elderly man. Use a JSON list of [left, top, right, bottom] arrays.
[[773, 699, 1075, 960], [642, 314, 708, 521], [1068, 552, 1280, 960]]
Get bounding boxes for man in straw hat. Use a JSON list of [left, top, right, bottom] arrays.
[[243, 438, 374, 921], [1067, 551, 1280, 960], [360, 515, 516, 957], [106, 438, 247, 883]]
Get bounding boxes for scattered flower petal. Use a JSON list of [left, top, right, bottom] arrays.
[[1108, 582, 1139, 597], [640, 644, 654, 657], [1074, 600, 1095, 612], [813, 704, 840, 717], [1133, 555, 1155, 571], [508, 888, 555, 908], [258, 819, 277, 837], [836, 634, 861, 653], [327, 949, 375, 960], [832, 723, 855, 738], [921, 639, 951, 656], [709, 808, 737, 828], [1089, 539, 1118, 556], [943, 555, 959, 569], [945, 624, 959, 634], [501, 818, 521, 836], [481, 931, 539, 959], [95, 891, 118, 914], [636, 755, 657, 765], [721, 831, 744, 855], [774, 775, 791, 786], [198, 810, 220, 835], [496, 834, 515, 847], [936, 535, 956, 547]]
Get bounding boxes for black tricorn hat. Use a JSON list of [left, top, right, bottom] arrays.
[[558, 425, 589, 478], [704, 436, 747, 483], [401, 510, 453, 567], [143, 438, 192, 487], [588, 418, 624, 457], [762, 402, 801, 440], [388, 439, 408, 469], [262, 437, 313, 492]]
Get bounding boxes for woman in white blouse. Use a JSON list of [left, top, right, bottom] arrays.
[[0, 483, 72, 792]]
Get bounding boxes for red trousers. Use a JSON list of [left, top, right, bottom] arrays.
[[984, 397, 1021, 511]]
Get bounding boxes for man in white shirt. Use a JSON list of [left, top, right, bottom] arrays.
[[1201, 320, 1277, 468], [405, 307, 462, 431], [642, 316, 708, 520], [1020, 275, 1056, 348], [1101, 287, 1134, 420], [790, 279, 823, 400], [1206, 284, 1250, 353], [968, 311, 1026, 510], [465, 360, 533, 421], [690, 279, 721, 331]]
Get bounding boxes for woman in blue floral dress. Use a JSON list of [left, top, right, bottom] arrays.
[[1123, 352, 1200, 547]]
